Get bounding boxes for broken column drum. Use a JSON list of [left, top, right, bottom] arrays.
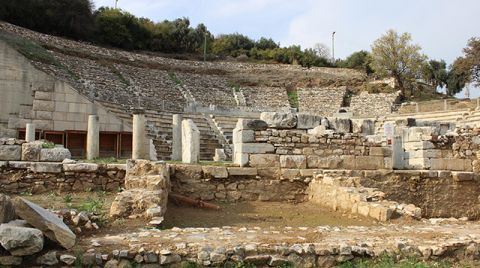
[[182, 119, 200, 164], [172, 114, 183, 161], [132, 110, 147, 160]]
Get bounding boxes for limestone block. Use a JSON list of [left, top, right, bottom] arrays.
[[236, 119, 268, 130], [39, 148, 71, 162], [0, 225, 44, 256], [452, 171, 474, 182], [109, 189, 168, 219], [329, 118, 352, 133], [368, 204, 393, 221], [213, 149, 227, 162], [280, 155, 307, 169], [12, 197, 76, 249], [307, 156, 342, 169], [0, 145, 21, 161], [35, 111, 53, 120], [182, 119, 200, 164], [0, 194, 16, 224], [227, 167, 258, 176], [403, 141, 435, 151], [357, 202, 370, 217], [299, 169, 323, 177], [405, 157, 430, 170], [21, 142, 43, 161], [257, 168, 281, 179], [233, 152, 249, 167], [202, 166, 228, 179], [31, 163, 62, 173], [340, 155, 356, 170], [32, 120, 53, 130], [296, 113, 322, 129], [32, 100, 54, 112], [355, 156, 385, 170], [260, 112, 297, 128], [307, 125, 327, 136], [281, 169, 300, 179], [237, 143, 275, 154], [352, 119, 375, 135], [63, 163, 98, 172], [430, 159, 447, 170], [232, 128, 255, 144], [249, 154, 280, 168], [446, 159, 472, 171]]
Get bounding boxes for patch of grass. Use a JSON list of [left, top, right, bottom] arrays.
[[287, 91, 299, 108], [76, 193, 105, 214], [0, 32, 60, 66], [42, 141, 55, 149], [168, 72, 183, 86], [336, 255, 470, 268], [81, 157, 126, 164]]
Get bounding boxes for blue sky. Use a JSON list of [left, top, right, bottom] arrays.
[[92, 0, 480, 97]]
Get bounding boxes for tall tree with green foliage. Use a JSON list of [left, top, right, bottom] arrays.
[[422, 59, 448, 90], [338, 50, 373, 74], [370, 30, 427, 96]]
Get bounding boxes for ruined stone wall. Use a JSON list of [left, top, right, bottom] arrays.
[[0, 162, 125, 194], [350, 91, 400, 117], [359, 169, 480, 219], [242, 87, 290, 111], [298, 87, 347, 116]]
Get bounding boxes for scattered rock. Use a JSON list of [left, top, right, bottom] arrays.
[[0, 225, 44, 256], [0, 256, 23, 266], [0, 194, 16, 223], [60, 254, 77, 265], [37, 251, 59, 266]]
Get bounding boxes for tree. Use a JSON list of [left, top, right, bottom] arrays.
[[422, 59, 448, 90], [338, 50, 373, 74], [446, 58, 470, 96], [313, 43, 331, 59], [211, 33, 255, 56], [461, 38, 480, 86], [255, 37, 279, 50], [370, 30, 427, 96]]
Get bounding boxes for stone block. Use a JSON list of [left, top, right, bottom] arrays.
[[249, 154, 280, 168], [403, 141, 435, 150], [202, 166, 228, 179], [63, 163, 99, 172], [21, 142, 43, 161], [329, 118, 351, 133], [233, 152, 249, 167], [39, 148, 71, 162], [340, 155, 356, 170], [31, 163, 62, 173], [227, 167, 257, 176], [0, 225, 44, 256], [0, 145, 21, 161], [35, 111, 53, 120], [32, 119, 53, 130], [430, 159, 447, 170], [307, 125, 327, 136], [352, 119, 375, 135], [296, 113, 322, 129], [307, 156, 342, 169], [355, 156, 385, 170], [32, 100, 54, 112], [236, 119, 268, 130], [213, 149, 227, 162], [232, 128, 255, 144], [281, 169, 300, 179], [299, 169, 323, 177], [260, 112, 297, 129], [280, 155, 307, 169], [446, 159, 472, 171], [237, 143, 275, 154], [182, 119, 200, 164], [0, 194, 16, 224], [452, 171, 474, 182], [368, 204, 393, 221], [257, 168, 281, 179]]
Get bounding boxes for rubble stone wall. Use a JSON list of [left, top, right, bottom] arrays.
[[350, 91, 400, 117], [357, 169, 480, 219], [0, 162, 125, 194], [298, 87, 347, 116]]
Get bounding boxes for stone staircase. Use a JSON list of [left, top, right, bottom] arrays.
[[204, 114, 232, 159], [98, 102, 222, 161]]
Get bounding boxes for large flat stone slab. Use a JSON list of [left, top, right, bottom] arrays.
[[12, 197, 76, 249]]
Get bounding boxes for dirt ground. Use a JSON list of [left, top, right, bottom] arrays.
[[19, 191, 379, 233]]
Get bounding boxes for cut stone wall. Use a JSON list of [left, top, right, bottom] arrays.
[[298, 87, 347, 116], [350, 91, 400, 117]]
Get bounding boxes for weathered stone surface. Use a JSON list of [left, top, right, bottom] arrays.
[[21, 141, 43, 161], [307, 156, 343, 169], [236, 143, 275, 154], [39, 147, 71, 162], [307, 125, 327, 136], [249, 154, 280, 168], [0, 145, 21, 161], [37, 251, 59, 266], [232, 128, 255, 143], [236, 119, 268, 130], [0, 256, 23, 266], [352, 119, 375, 135], [12, 197, 76, 249], [213, 148, 227, 162], [296, 113, 322, 129], [0, 194, 16, 223], [60, 254, 76, 265], [329, 118, 352, 133], [0, 225, 44, 256], [202, 166, 228, 179], [280, 155, 307, 169], [260, 112, 297, 128], [182, 119, 200, 164], [63, 163, 98, 172], [227, 167, 258, 176], [31, 162, 62, 173]]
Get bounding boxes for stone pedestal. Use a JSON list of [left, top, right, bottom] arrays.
[[181, 119, 200, 164], [25, 123, 35, 142], [86, 115, 99, 160], [171, 114, 183, 161], [132, 111, 147, 160]]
